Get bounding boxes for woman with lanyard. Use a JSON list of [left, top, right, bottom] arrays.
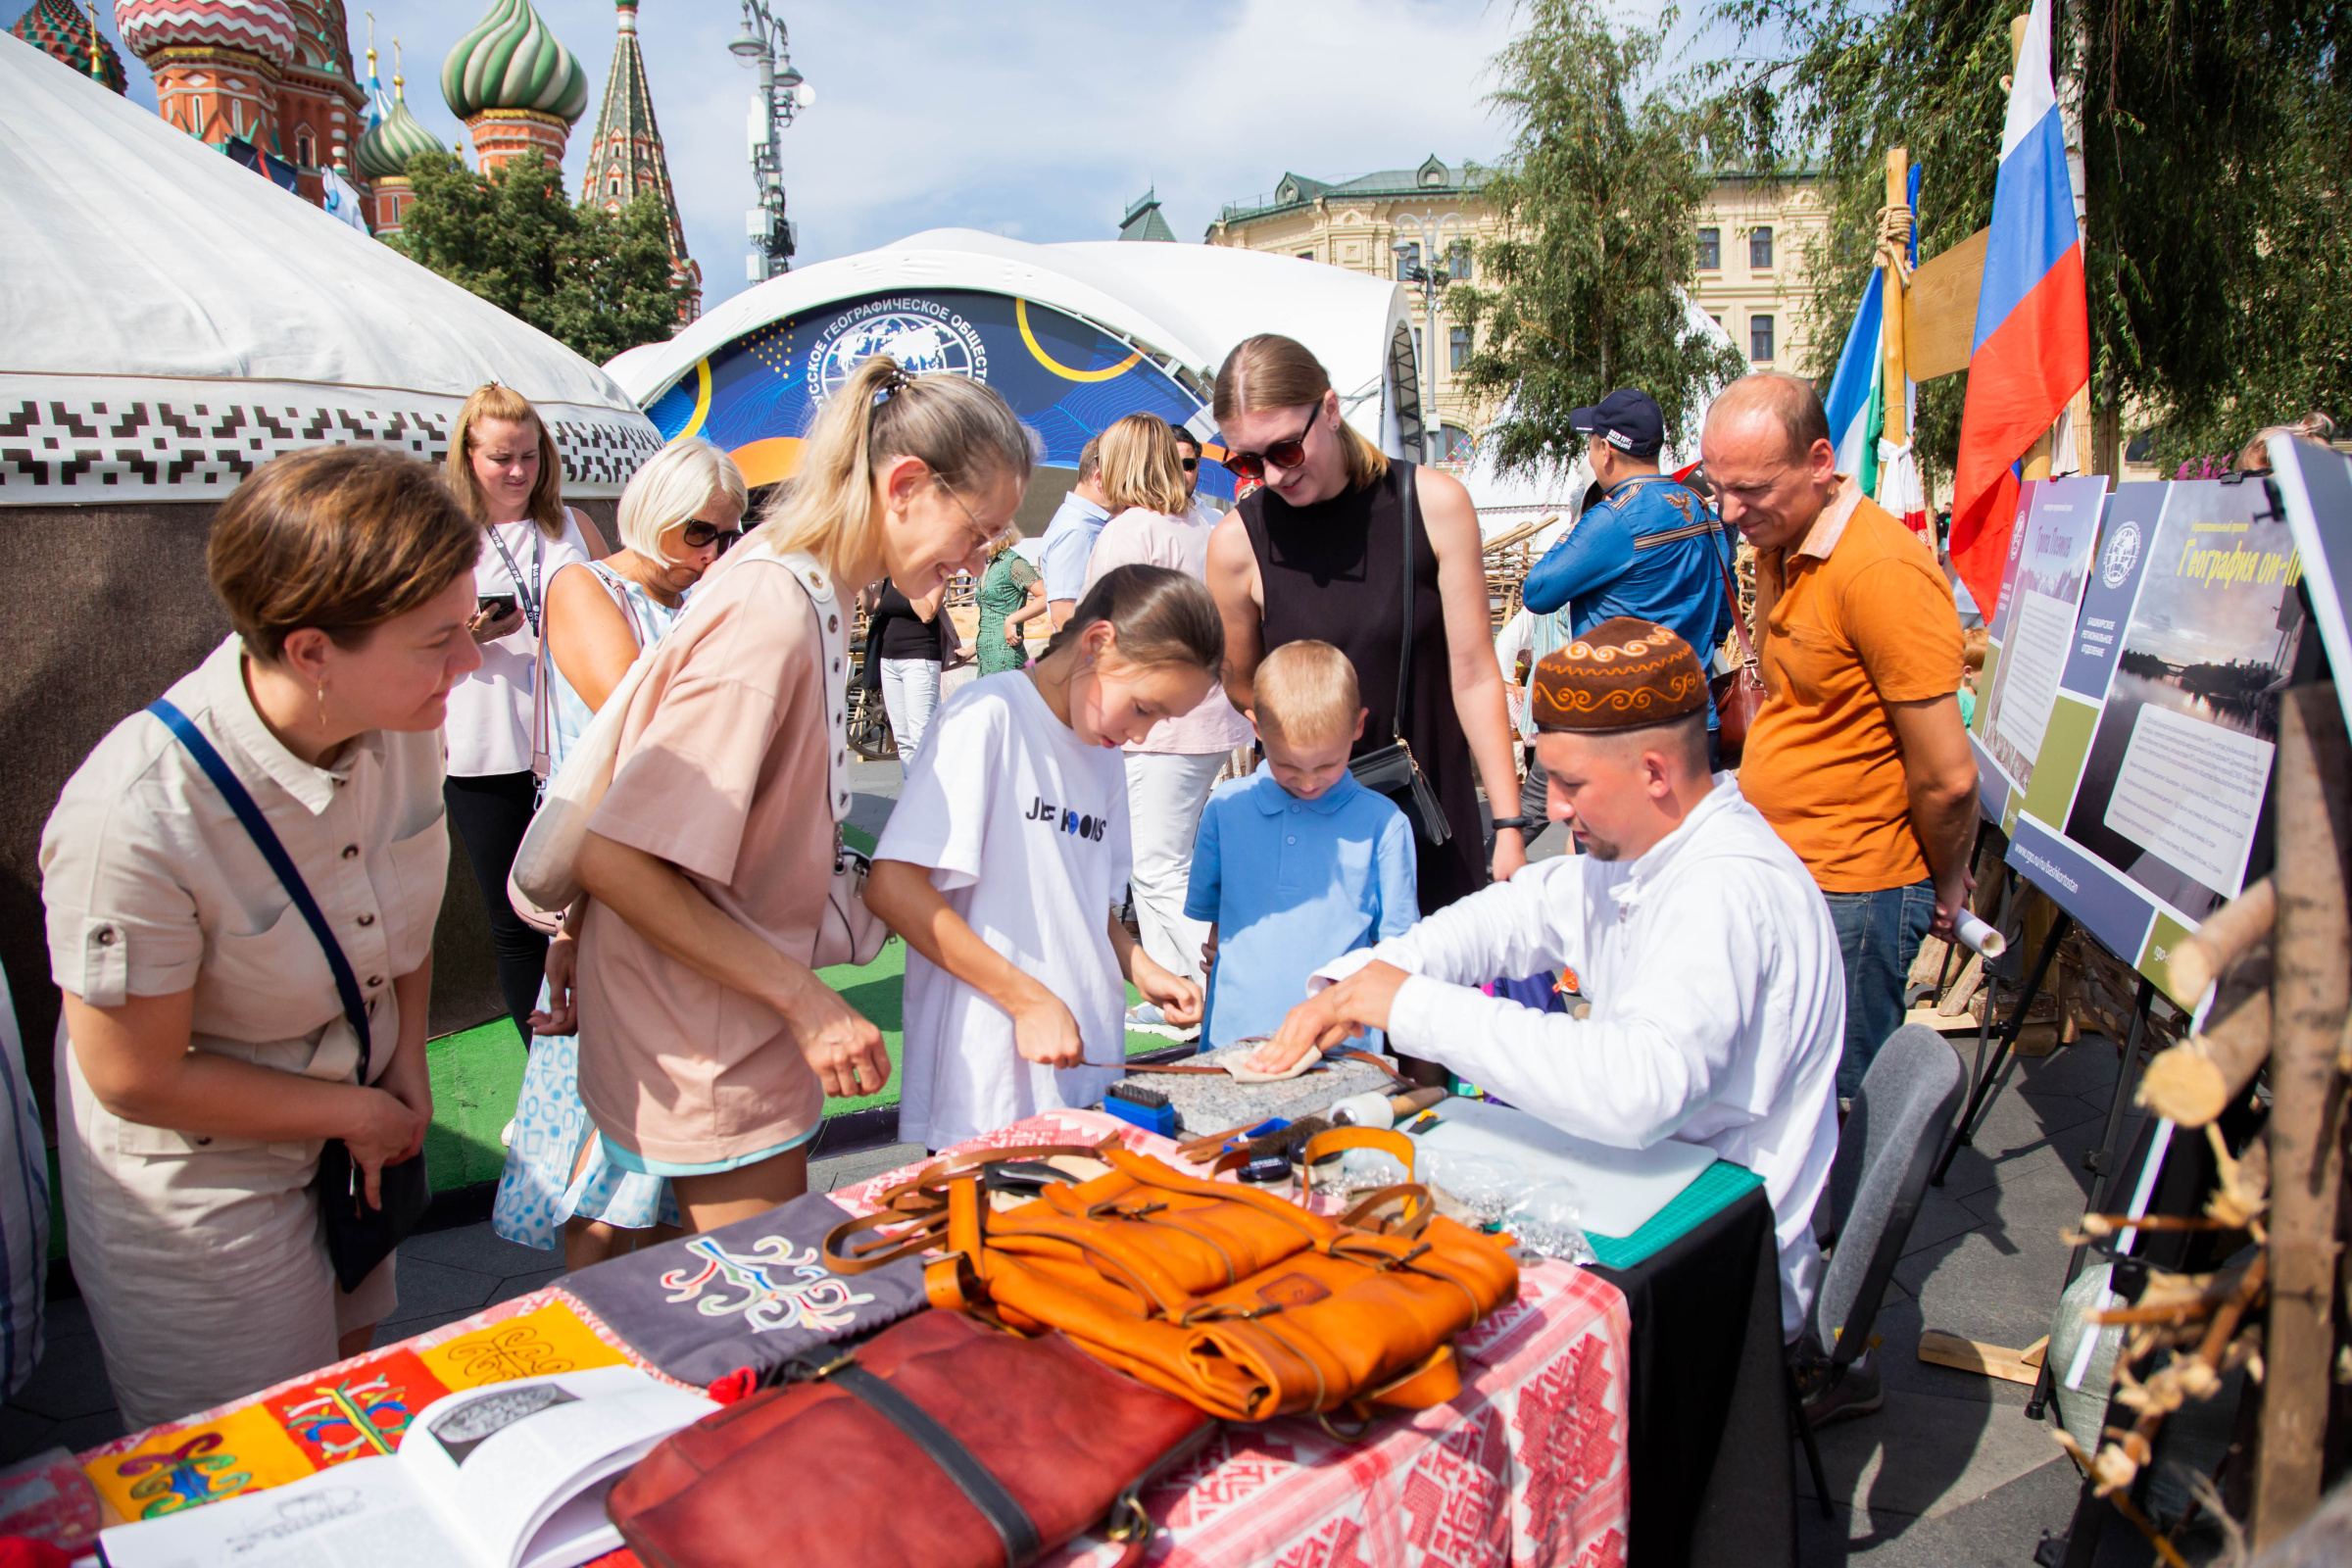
[[39, 447, 476, 1426], [495, 438, 745, 1268], [440, 385, 597, 1049]]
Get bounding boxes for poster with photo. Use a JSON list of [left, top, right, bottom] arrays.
[[2006, 479, 2306, 1002], [1969, 477, 2108, 824]]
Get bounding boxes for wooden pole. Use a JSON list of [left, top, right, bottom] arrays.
[[2252, 685, 2352, 1548], [1882, 148, 1909, 447]]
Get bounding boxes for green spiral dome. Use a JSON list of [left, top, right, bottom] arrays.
[[354, 84, 444, 180], [439, 0, 589, 124]]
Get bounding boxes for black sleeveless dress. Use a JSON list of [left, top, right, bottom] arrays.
[[1239, 465, 1486, 912]]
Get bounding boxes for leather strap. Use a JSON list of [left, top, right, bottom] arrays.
[[1393, 465, 1418, 745], [1715, 530, 1758, 671], [1298, 1126, 1417, 1200], [831, 1361, 1043, 1567]]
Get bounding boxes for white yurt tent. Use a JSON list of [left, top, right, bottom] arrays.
[[604, 227, 1422, 529], [0, 34, 663, 1058]]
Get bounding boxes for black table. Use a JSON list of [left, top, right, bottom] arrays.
[[1592, 1186, 1796, 1568]]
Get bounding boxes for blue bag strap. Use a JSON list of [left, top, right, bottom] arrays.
[[145, 699, 371, 1075]]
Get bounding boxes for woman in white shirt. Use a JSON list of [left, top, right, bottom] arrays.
[[1081, 415, 1254, 1030], [439, 385, 595, 1048]]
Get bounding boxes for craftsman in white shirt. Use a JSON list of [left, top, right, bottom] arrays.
[[1255, 617, 1843, 1338]]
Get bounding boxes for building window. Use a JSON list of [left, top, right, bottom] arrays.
[[1397, 241, 1421, 278], [1447, 242, 1471, 280], [1749, 315, 1776, 362], [1750, 226, 1774, 270], [295, 128, 313, 167], [1449, 325, 1471, 372], [1297, 249, 1314, 262], [1696, 226, 1720, 270], [1439, 423, 1473, 462]]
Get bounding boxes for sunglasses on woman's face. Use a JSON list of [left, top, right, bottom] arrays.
[[681, 520, 741, 552], [1218, 402, 1321, 482]]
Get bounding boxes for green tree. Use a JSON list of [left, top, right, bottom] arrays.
[[1704, 0, 2350, 470], [1452, 0, 1747, 476], [388, 149, 686, 365]]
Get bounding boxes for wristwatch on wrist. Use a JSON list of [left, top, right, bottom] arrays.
[[1490, 816, 1536, 833]]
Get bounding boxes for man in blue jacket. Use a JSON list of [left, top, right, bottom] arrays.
[[1524, 388, 1737, 766]]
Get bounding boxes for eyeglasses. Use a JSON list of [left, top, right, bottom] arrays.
[[1218, 403, 1320, 481], [1179, 456, 1199, 471], [939, 477, 1013, 555], [681, 520, 741, 553]]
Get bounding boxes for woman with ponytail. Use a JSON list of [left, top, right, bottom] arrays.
[[570, 358, 1030, 1229]]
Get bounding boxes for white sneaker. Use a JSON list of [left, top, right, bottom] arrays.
[[500, 1118, 516, 1149], [1125, 1004, 1198, 1042]]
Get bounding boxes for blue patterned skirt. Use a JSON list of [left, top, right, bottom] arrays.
[[492, 982, 679, 1250]]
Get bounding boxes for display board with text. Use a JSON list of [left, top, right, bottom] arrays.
[[2005, 479, 2306, 1003], [1970, 476, 2110, 827]]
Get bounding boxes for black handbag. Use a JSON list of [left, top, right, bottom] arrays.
[[1348, 465, 1452, 846], [147, 699, 431, 1294]]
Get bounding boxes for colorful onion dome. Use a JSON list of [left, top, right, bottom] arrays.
[[354, 75, 442, 179], [12, 0, 129, 92], [113, 0, 297, 70], [440, 0, 588, 124]]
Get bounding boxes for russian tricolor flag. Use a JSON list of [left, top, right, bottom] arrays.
[[1948, 0, 2088, 612]]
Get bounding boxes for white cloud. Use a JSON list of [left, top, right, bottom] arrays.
[[81, 0, 1527, 313]]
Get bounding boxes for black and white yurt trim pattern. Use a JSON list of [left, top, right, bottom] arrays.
[[0, 380, 665, 501]]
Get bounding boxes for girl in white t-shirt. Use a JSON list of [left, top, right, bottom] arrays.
[[868, 564, 1221, 1150]]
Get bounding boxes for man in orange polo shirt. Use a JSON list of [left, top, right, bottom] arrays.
[[1701, 374, 1979, 1099]]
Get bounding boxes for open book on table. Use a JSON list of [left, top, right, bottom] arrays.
[[98, 1366, 713, 1568]]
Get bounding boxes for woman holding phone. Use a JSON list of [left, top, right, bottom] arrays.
[[40, 447, 477, 1426], [441, 385, 597, 1049]]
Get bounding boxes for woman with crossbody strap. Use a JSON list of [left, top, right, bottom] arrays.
[[495, 438, 744, 1269], [440, 385, 597, 1051], [571, 356, 1031, 1233], [38, 448, 478, 1427]]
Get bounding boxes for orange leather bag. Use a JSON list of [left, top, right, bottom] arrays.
[[826, 1129, 1519, 1425]]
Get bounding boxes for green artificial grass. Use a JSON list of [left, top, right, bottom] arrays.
[[417, 939, 1187, 1190]]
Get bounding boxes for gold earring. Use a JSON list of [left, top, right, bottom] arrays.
[[317, 679, 328, 729]]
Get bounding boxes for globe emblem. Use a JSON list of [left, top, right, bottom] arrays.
[[2101, 519, 2141, 589], [811, 311, 984, 404]]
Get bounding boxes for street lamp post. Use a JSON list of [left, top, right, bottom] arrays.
[[1392, 211, 1468, 463], [732, 1, 810, 283]]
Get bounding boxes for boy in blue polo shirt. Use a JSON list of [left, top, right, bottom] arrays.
[[1185, 641, 1419, 1052]]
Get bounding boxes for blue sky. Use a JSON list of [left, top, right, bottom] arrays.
[[74, 0, 1560, 311]]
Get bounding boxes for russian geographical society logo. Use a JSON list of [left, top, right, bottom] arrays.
[[807, 298, 989, 405], [2100, 519, 2142, 589]]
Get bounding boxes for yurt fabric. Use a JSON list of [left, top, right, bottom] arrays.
[[0, 34, 662, 1083], [607, 228, 1420, 522]]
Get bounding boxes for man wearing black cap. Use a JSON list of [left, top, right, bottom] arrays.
[[1521, 389, 1737, 764]]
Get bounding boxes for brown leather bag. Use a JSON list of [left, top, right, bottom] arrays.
[[608, 1309, 1209, 1568], [826, 1130, 1520, 1425], [1708, 546, 1769, 766]]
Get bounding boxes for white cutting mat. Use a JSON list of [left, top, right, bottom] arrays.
[[1410, 1097, 1716, 1238]]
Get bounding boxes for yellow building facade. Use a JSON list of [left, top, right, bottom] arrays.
[[1206, 159, 1827, 457]]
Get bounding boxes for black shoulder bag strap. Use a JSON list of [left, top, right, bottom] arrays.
[[1393, 463, 1417, 747], [146, 699, 371, 1066], [147, 697, 428, 1290]]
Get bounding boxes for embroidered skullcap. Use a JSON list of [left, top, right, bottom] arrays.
[[1531, 616, 1707, 732]]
